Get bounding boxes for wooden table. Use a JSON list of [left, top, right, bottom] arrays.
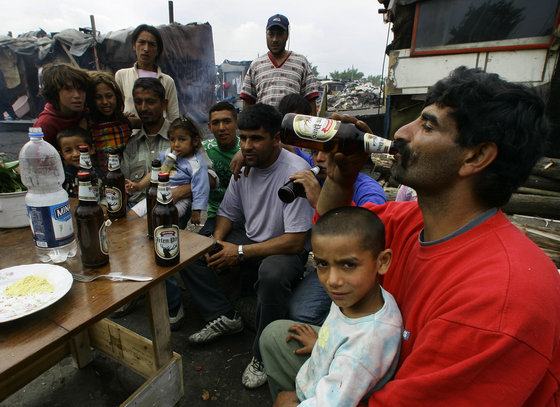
[[0, 212, 213, 405]]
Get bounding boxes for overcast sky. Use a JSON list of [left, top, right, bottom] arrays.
[[1, 0, 392, 78]]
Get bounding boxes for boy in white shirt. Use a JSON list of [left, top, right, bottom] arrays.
[[261, 206, 402, 406]]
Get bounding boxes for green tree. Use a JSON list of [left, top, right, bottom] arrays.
[[329, 67, 364, 82], [366, 74, 383, 86], [310, 63, 320, 78]]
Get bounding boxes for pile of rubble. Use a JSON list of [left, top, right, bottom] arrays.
[[327, 81, 381, 111]]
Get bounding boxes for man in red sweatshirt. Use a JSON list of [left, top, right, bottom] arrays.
[[34, 63, 90, 146], [263, 66, 560, 406]]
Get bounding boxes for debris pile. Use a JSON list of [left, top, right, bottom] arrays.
[[327, 82, 381, 111]]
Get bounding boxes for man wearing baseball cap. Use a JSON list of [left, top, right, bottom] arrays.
[[240, 14, 319, 114]]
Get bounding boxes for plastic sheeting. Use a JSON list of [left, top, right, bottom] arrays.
[[0, 23, 216, 123], [99, 23, 216, 123]]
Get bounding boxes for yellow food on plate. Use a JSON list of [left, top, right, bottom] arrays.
[[4, 275, 54, 297]]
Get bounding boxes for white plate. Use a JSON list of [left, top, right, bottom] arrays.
[[0, 264, 73, 323]]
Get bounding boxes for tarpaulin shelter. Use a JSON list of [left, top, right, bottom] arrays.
[[0, 22, 216, 123]]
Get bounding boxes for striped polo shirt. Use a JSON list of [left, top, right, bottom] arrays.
[[240, 51, 319, 108]]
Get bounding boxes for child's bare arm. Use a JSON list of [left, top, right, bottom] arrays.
[[273, 391, 299, 407], [286, 323, 318, 355], [190, 210, 202, 226]]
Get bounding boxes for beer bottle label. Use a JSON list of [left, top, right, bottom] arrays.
[[79, 182, 97, 201], [105, 186, 122, 212], [293, 115, 339, 142], [99, 221, 109, 255], [363, 133, 393, 154], [79, 152, 92, 169], [157, 184, 173, 204], [107, 155, 120, 171], [154, 225, 180, 260]]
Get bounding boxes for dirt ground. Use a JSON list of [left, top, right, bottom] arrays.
[[1, 286, 272, 407]]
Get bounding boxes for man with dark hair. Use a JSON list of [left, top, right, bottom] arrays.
[[181, 103, 314, 389], [115, 24, 180, 122], [199, 101, 240, 236], [122, 77, 172, 207], [263, 67, 560, 406], [240, 14, 319, 113], [34, 63, 90, 145], [118, 77, 190, 322]]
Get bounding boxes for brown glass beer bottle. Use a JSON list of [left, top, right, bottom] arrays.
[[146, 159, 162, 239], [280, 113, 396, 155], [75, 171, 109, 268], [104, 149, 127, 220], [78, 144, 100, 202], [152, 172, 180, 266]]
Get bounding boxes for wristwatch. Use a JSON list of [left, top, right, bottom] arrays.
[[237, 245, 245, 262]]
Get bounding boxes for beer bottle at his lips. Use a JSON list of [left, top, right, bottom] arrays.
[[78, 144, 100, 202], [152, 172, 180, 266], [104, 149, 127, 220], [280, 113, 397, 155], [146, 159, 162, 239], [76, 171, 109, 268]]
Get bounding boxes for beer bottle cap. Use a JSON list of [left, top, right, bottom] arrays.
[[77, 171, 91, 181], [158, 172, 170, 182], [78, 144, 89, 153], [152, 159, 162, 168]]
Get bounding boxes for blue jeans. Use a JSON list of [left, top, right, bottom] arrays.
[[180, 225, 307, 361], [166, 216, 217, 312], [288, 269, 331, 326]]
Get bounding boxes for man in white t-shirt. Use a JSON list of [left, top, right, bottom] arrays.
[[180, 103, 314, 390]]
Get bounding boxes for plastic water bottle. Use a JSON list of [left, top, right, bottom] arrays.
[[19, 127, 77, 263]]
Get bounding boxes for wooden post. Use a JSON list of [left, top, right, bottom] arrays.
[[90, 15, 101, 70], [168, 1, 174, 24]]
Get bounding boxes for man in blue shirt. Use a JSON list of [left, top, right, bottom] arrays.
[[287, 149, 387, 325]]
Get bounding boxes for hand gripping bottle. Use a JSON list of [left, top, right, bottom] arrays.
[[19, 127, 77, 263]]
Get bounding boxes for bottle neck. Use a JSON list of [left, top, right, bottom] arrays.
[[150, 167, 161, 183], [362, 133, 394, 154], [156, 181, 172, 204], [107, 155, 121, 171], [78, 181, 97, 203], [79, 152, 92, 169]]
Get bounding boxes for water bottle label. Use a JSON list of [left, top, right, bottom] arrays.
[[363, 133, 393, 154], [107, 155, 120, 171], [27, 200, 74, 248], [99, 222, 109, 255], [105, 187, 122, 212], [293, 115, 339, 142], [154, 225, 179, 260]]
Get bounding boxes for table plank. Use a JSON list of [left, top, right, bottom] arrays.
[[0, 315, 68, 382], [0, 211, 213, 397]]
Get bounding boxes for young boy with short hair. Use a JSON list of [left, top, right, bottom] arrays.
[[57, 127, 101, 198], [260, 206, 402, 406], [34, 63, 90, 146]]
